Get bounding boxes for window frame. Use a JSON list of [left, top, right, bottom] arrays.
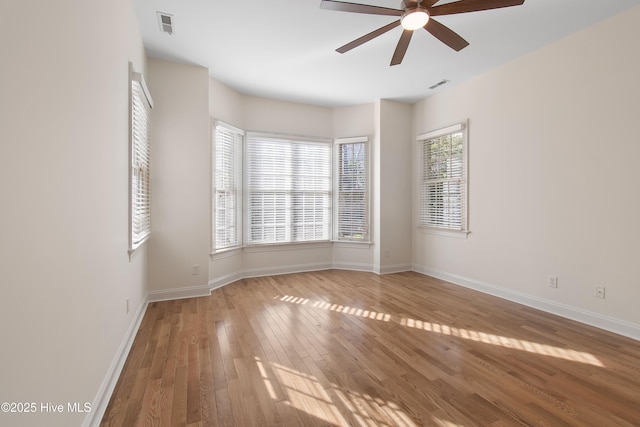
[[333, 136, 371, 243], [128, 64, 153, 253], [244, 132, 332, 246], [212, 120, 244, 252], [417, 121, 469, 238]]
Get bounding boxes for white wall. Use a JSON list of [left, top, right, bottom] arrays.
[[333, 104, 375, 139], [146, 59, 211, 299], [378, 100, 413, 274], [243, 96, 333, 137], [0, 0, 148, 425], [209, 78, 244, 129], [413, 6, 640, 338]]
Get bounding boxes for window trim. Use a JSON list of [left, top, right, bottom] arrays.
[[244, 131, 332, 246], [333, 136, 371, 243], [128, 63, 153, 254], [417, 121, 470, 238], [212, 120, 244, 253]]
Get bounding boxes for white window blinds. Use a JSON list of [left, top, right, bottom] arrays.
[[419, 123, 467, 231], [246, 134, 331, 245], [130, 68, 153, 250], [335, 137, 369, 241], [213, 122, 243, 250]]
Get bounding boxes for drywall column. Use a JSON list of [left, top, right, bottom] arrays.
[[374, 100, 413, 273], [146, 59, 211, 298]]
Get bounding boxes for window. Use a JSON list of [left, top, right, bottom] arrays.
[[245, 133, 331, 245], [129, 65, 153, 251], [418, 122, 468, 234], [335, 137, 369, 241], [213, 121, 243, 251]]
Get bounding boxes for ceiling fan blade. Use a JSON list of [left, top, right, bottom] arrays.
[[391, 30, 414, 66], [401, 0, 440, 8], [336, 20, 401, 53], [429, 0, 524, 16], [424, 18, 469, 51], [320, 0, 402, 16]]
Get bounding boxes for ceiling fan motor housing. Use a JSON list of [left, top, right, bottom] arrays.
[[401, 6, 430, 30]]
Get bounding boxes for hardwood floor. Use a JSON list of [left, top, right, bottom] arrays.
[[101, 270, 640, 426]]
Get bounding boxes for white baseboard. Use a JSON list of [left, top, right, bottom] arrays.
[[208, 262, 334, 292], [242, 262, 333, 279], [413, 264, 640, 341], [379, 263, 412, 275], [372, 263, 412, 275], [83, 299, 148, 427], [209, 261, 378, 290], [208, 261, 410, 288], [147, 284, 211, 302], [331, 261, 374, 272], [209, 271, 244, 291]]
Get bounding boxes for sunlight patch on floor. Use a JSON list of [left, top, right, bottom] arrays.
[[400, 318, 604, 367], [278, 295, 309, 305], [278, 295, 391, 321], [432, 416, 467, 427], [276, 294, 604, 367], [255, 356, 417, 426], [255, 358, 278, 400]]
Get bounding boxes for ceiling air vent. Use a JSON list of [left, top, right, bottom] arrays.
[[429, 79, 449, 90], [157, 12, 174, 35]]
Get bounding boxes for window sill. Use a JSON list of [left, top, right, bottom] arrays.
[[418, 227, 470, 239], [128, 235, 149, 260], [331, 240, 373, 248], [210, 246, 242, 260], [243, 241, 332, 253], [211, 240, 374, 257]]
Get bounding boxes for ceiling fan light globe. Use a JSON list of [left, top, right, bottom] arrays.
[[401, 8, 429, 30]]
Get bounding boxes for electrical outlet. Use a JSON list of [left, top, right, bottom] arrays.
[[385, 249, 390, 258], [548, 276, 558, 288], [192, 264, 200, 275], [126, 298, 130, 314], [595, 286, 606, 299]]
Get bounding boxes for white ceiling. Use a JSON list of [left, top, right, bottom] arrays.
[[133, 0, 640, 107]]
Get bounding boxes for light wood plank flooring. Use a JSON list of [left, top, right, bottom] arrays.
[[101, 270, 640, 426]]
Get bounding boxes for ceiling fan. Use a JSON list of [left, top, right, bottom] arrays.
[[320, 0, 525, 66]]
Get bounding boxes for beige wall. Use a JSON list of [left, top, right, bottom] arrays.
[[243, 96, 334, 137], [146, 59, 211, 297], [378, 100, 413, 273], [209, 78, 244, 129], [413, 6, 640, 338], [0, 0, 148, 425]]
